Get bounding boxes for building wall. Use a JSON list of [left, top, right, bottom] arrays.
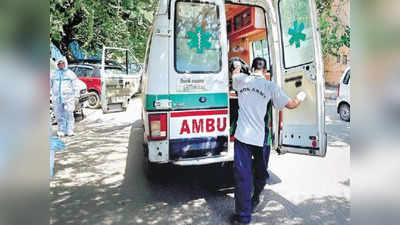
[[323, 0, 350, 86], [325, 46, 350, 85]]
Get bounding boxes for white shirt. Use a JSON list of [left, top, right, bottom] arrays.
[[233, 73, 291, 147]]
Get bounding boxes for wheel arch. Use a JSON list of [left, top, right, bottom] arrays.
[[88, 88, 100, 95]]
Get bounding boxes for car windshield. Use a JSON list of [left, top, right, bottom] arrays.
[[104, 67, 125, 75]]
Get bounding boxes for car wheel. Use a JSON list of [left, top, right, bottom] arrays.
[[87, 91, 100, 109], [339, 103, 350, 122]]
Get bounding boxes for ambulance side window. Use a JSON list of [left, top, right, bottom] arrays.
[[174, 1, 222, 73], [144, 31, 153, 74], [279, 0, 314, 69]]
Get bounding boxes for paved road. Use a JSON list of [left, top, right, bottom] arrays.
[[51, 95, 350, 225]]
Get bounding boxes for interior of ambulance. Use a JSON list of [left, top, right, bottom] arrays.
[[174, 1, 321, 151], [224, 3, 272, 141]]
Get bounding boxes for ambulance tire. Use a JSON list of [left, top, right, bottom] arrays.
[[205, 162, 235, 191], [144, 159, 163, 181], [223, 161, 235, 181]]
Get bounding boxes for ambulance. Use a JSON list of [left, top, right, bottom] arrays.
[[141, 0, 327, 168]]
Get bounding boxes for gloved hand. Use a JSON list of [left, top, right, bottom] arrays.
[[50, 137, 65, 151], [64, 100, 76, 111], [296, 91, 307, 102]]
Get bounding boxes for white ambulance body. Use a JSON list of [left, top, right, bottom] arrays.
[[141, 0, 326, 167]]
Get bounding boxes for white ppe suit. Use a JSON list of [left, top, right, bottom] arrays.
[[50, 58, 79, 135]]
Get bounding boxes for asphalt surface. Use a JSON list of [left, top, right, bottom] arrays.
[[50, 92, 350, 225]]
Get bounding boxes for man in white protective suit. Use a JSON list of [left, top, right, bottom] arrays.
[[50, 57, 79, 137]]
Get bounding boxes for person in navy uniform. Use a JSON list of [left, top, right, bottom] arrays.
[[230, 57, 306, 224]]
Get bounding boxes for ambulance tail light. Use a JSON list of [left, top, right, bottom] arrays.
[[149, 113, 167, 140], [337, 84, 340, 96], [279, 111, 283, 130]]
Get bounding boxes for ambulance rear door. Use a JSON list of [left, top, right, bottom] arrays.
[[275, 0, 326, 157], [168, 0, 230, 158]]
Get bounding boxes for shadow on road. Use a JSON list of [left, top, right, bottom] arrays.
[[50, 117, 349, 225]]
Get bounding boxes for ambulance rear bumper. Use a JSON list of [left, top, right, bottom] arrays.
[[172, 150, 234, 166]]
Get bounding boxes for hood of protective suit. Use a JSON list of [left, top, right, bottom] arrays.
[[55, 57, 69, 71]]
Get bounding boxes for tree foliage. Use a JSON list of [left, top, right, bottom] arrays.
[[50, 0, 349, 61], [50, 0, 157, 61], [316, 0, 350, 58]]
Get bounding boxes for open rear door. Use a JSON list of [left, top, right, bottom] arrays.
[[276, 0, 326, 156]]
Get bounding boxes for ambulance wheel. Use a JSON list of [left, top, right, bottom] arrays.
[[225, 161, 234, 170], [87, 91, 100, 109], [223, 161, 235, 180], [144, 159, 162, 180]]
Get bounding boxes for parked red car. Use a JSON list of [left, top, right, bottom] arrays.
[[68, 63, 101, 108], [70, 61, 143, 109]]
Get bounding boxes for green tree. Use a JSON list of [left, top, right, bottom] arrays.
[[50, 0, 157, 61], [316, 0, 350, 58]]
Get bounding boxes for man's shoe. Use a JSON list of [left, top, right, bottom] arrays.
[[67, 132, 75, 136], [251, 196, 260, 213], [57, 131, 65, 137], [229, 214, 250, 224]]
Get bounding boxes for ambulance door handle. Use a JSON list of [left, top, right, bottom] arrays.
[[155, 29, 170, 37]]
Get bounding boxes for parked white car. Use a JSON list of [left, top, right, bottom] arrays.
[[336, 67, 351, 122]]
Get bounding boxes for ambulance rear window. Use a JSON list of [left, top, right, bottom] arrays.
[[175, 1, 222, 73], [279, 0, 314, 69]]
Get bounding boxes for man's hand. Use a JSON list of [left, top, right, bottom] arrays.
[[285, 92, 306, 109], [233, 66, 241, 74]]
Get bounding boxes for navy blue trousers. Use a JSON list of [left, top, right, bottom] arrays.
[[234, 138, 269, 223]]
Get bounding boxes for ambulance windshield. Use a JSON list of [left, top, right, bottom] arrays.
[[175, 1, 222, 73]]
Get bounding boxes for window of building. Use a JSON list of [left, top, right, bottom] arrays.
[[342, 55, 348, 65]]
